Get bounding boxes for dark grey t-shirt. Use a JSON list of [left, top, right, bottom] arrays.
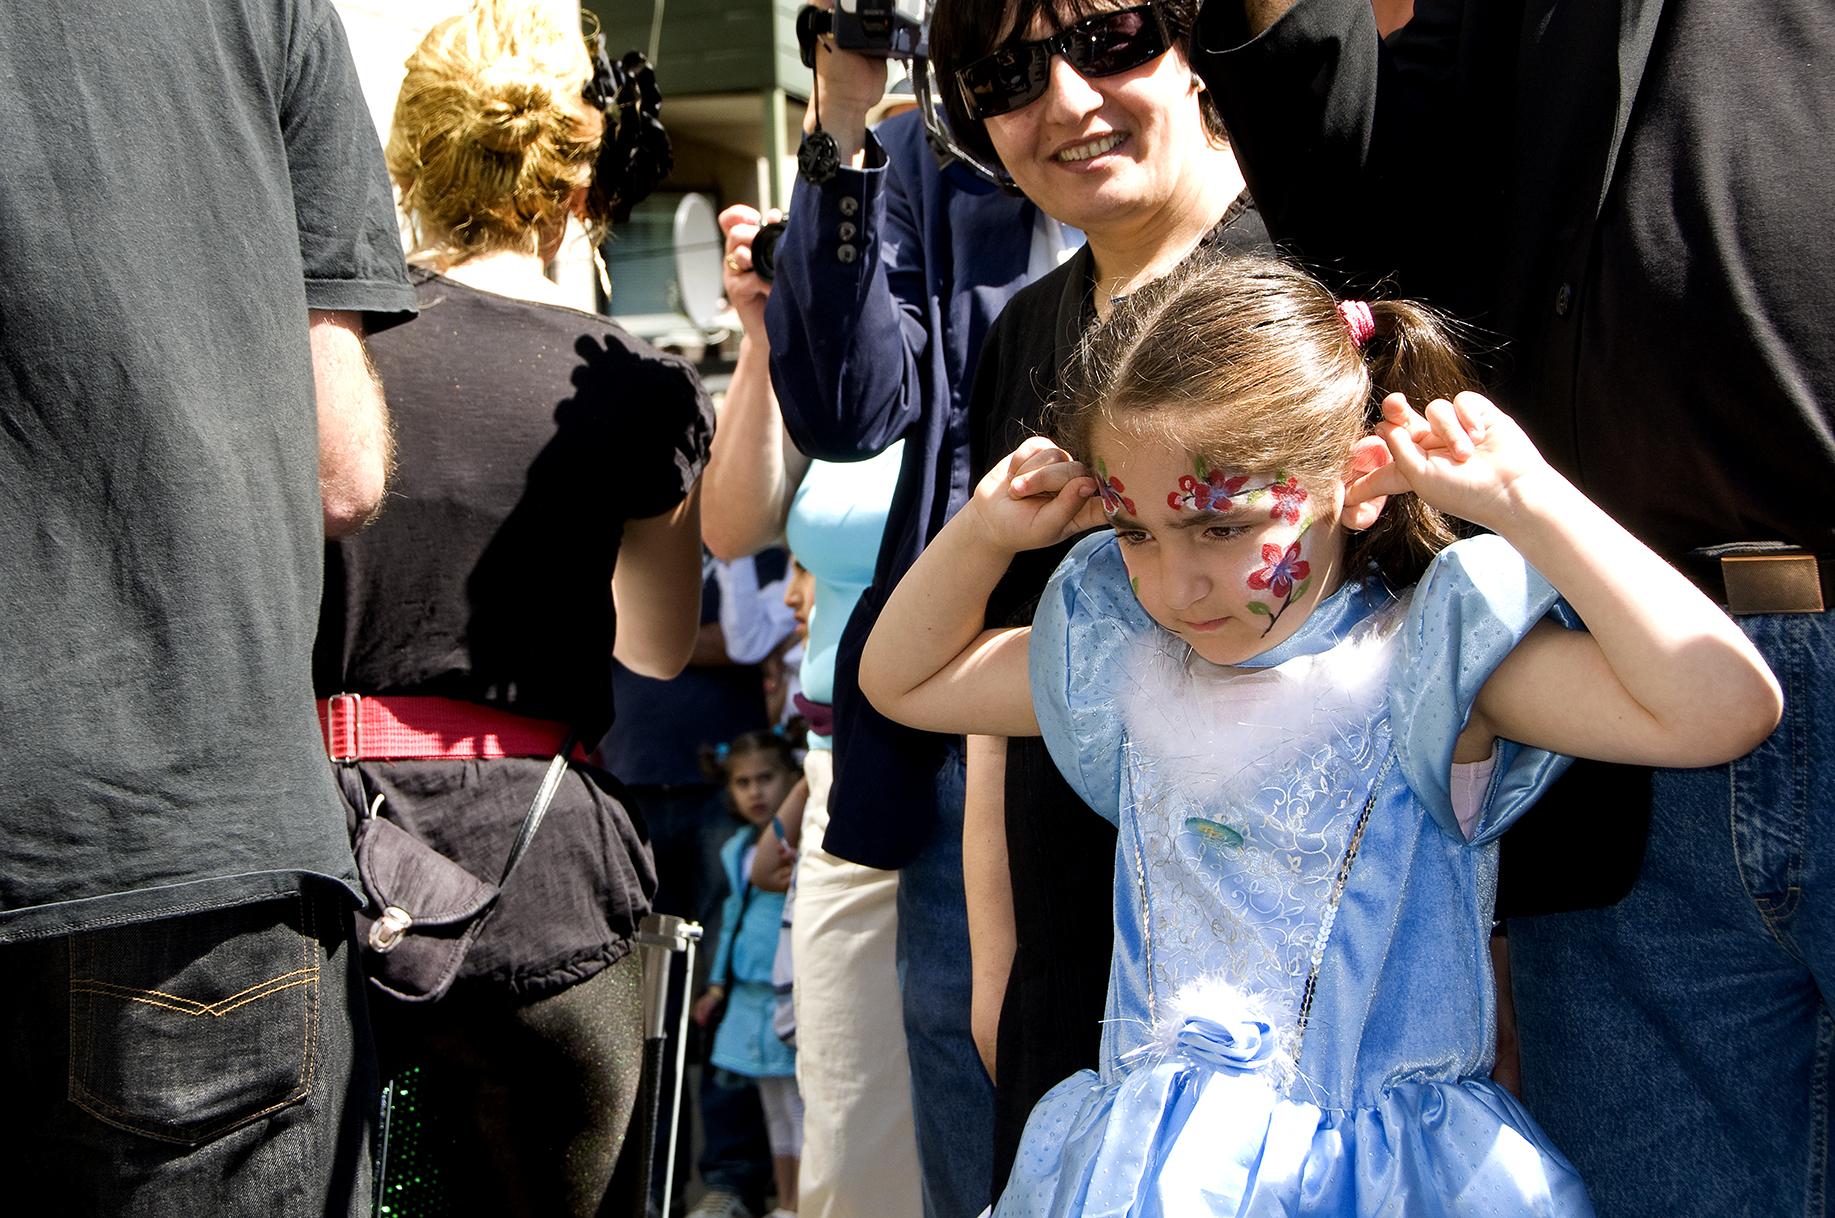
[[0, 0, 415, 939]]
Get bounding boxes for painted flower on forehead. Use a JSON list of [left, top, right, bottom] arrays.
[[1248, 541, 1311, 599], [1169, 460, 1252, 513], [1094, 458, 1135, 517], [1266, 477, 1309, 525]]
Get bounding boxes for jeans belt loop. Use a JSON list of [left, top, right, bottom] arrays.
[[326, 692, 363, 763], [1719, 551, 1828, 615]]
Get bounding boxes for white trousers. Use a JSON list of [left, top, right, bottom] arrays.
[[790, 748, 923, 1218]]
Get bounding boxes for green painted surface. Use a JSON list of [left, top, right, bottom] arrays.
[[586, 0, 810, 97]]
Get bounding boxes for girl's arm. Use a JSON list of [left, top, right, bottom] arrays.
[[750, 778, 807, 894], [1356, 393, 1782, 767], [859, 438, 1103, 738], [701, 206, 810, 561], [963, 734, 1015, 1082]]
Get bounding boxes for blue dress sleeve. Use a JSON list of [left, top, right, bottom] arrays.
[[1029, 533, 1158, 826], [1388, 535, 1582, 845]]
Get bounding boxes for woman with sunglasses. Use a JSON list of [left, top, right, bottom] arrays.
[[924, 0, 1271, 1199]]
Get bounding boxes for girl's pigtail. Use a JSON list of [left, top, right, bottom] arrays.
[[697, 740, 733, 786], [1343, 299, 1471, 587]]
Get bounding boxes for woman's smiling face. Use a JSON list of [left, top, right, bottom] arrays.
[[981, 6, 1214, 237], [1090, 420, 1348, 666]]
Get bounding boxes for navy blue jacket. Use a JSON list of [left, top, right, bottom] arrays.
[[765, 110, 1035, 869]]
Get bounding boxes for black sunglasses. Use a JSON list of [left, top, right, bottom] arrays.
[[955, 4, 1173, 121]]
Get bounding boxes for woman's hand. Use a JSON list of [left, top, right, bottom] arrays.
[[1347, 391, 1559, 533], [965, 437, 1105, 557], [718, 204, 781, 336]]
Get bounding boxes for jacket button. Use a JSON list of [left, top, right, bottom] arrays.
[[837, 244, 858, 264], [838, 221, 858, 241], [839, 196, 859, 217], [1554, 283, 1572, 316]]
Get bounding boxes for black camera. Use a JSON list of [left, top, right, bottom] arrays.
[[800, 1, 926, 62], [752, 219, 789, 283]]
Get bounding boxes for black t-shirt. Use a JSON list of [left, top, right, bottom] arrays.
[[315, 271, 713, 740], [0, 0, 415, 940], [1568, 0, 1835, 562]]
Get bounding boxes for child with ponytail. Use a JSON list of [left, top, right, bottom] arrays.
[[859, 254, 1781, 1215]]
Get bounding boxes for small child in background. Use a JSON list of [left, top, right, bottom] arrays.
[[694, 730, 806, 1217]]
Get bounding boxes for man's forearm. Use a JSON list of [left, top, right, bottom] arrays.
[[310, 309, 391, 538]]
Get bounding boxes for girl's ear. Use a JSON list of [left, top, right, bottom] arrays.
[[1341, 435, 1394, 532]]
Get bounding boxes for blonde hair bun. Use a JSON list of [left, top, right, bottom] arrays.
[[388, 0, 606, 261]]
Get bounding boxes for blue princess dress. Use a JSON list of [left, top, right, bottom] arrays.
[[1002, 534, 1595, 1217]]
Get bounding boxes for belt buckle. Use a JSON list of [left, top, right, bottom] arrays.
[[1721, 552, 1825, 615], [326, 692, 363, 762]]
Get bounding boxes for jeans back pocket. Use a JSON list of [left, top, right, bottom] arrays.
[[67, 896, 321, 1145]]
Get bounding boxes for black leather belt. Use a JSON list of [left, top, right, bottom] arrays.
[[1682, 544, 1833, 615]]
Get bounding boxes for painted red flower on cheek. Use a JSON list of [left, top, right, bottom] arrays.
[[1247, 541, 1311, 599], [1266, 478, 1309, 525]]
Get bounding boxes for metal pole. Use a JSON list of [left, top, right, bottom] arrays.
[[634, 913, 702, 1217]]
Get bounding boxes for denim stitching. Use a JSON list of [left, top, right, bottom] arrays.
[[1730, 748, 1803, 954], [65, 894, 320, 1145], [1808, 1004, 1831, 1218], [67, 971, 318, 1017]]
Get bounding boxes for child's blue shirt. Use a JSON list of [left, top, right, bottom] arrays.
[[707, 824, 795, 1079]]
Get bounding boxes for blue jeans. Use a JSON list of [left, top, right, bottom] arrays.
[[698, 1066, 772, 1209], [896, 742, 996, 1218], [0, 891, 375, 1216], [1512, 609, 1832, 1217]]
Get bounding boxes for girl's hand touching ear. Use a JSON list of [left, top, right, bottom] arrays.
[[966, 437, 1105, 554], [1373, 392, 1559, 531]]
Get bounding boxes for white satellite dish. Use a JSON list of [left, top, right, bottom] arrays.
[[672, 193, 730, 336]]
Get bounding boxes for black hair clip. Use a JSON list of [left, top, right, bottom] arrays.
[[584, 35, 674, 224]]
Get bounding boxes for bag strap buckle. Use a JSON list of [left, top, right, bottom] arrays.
[[325, 692, 363, 762]]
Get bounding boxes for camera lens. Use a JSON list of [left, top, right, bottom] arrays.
[[752, 220, 787, 283]]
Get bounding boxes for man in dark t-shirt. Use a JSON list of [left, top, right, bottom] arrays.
[[0, 0, 414, 1207]]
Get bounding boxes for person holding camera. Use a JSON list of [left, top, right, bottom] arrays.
[[757, 5, 1092, 1215]]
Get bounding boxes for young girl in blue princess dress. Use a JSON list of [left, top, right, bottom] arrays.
[[858, 254, 1781, 1217]]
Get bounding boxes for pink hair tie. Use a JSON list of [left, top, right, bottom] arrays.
[[1337, 299, 1376, 348]]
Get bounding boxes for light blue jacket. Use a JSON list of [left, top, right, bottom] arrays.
[[707, 824, 794, 1078]]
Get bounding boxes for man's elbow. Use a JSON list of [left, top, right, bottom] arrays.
[[321, 461, 388, 538]]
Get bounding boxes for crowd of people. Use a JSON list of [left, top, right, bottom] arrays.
[[2, 0, 1828, 1216]]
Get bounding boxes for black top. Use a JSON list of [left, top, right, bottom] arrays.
[[968, 200, 1272, 1188], [0, 0, 415, 940], [1570, 0, 1835, 561], [315, 271, 713, 741], [315, 272, 712, 993]]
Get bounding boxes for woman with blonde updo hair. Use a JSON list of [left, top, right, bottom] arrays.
[[312, 3, 709, 1214]]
